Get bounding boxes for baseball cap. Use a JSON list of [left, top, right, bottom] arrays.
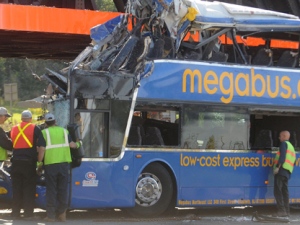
[[45, 113, 55, 122], [21, 110, 32, 119], [0, 107, 11, 117]]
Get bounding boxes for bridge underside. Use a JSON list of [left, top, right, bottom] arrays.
[[0, 3, 119, 60], [0, 30, 91, 60], [0, 0, 300, 60]]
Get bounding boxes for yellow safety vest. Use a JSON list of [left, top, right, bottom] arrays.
[[0, 146, 7, 161], [273, 141, 296, 173], [42, 126, 71, 165]]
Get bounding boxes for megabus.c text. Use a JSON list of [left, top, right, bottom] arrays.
[[182, 68, 295, 104]]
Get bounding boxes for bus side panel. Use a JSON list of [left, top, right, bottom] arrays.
[[288, 156, 300, 204], [70, 151, 135, 208], [69, 150, 300, 209], [129, 151, 276, 206], [178, 152, 276, 206], [138, 60, 300, 107], [131, 151, 180, 179]]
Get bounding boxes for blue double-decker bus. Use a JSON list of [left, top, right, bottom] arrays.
[[2, 0, 300, 217]]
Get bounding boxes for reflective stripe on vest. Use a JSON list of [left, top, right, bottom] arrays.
[[44, 129, 69, 149], [12, 123, 34, 148], [273, 141, 296, 173]]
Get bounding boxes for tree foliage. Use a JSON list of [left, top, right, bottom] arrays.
[[94, 0, 117, 11], [0, 58, 65, 102]]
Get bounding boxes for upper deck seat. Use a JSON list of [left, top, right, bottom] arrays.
[[252, 48, 273, 66], [276, 51, 299, 68], [209, 51, 228, 62], [201, 38, 228, 63]]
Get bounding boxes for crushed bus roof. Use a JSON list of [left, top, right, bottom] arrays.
[[192, 1, 300, 30], [42, 0, 300, 103]]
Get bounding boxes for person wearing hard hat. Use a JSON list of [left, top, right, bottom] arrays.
[[10, 110, 45, 220], [0, 107, 12, 161], [37, 113, 80, 222]]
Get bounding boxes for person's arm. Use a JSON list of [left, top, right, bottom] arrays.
[[67, 133, 81, 149], [0, 127, 12, 150], [37, 146, 45, 163], [36, 146, 45, 175], [36, 128, 46, 163]]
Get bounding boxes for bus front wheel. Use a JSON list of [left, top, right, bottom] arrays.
[[128, 163, 174, 217]]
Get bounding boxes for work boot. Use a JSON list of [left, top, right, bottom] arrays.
[[58, 211, 66, 222]]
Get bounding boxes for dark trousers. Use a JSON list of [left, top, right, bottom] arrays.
[[274, 174, 289, 215], [11, 160, 36, 217], [44, 163, 70, 219]]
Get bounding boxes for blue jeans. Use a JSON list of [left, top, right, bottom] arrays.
[[45, 163, 70, 219]]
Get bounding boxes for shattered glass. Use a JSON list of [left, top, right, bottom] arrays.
[[47, 99, 70, 129]]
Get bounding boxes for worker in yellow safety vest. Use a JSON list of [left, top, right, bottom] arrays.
[[37, 113, 81, 222], [10, 110, 46, 220], [272, 130, 296, 218], [0, 107, 12, 161]]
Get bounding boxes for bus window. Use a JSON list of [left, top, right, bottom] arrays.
[[78, 112, 108, 158], [75, 99, 131, 158], [249, 111, 300, 151], [110, 100, 131, 156], [127, 106, 180, 147], [182, 105, 249, 150]]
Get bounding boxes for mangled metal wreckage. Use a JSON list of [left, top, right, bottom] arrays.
[[43, 0, 300, 114]]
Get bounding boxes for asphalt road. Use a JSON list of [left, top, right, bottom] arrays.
[[0, 205, 299, 225]]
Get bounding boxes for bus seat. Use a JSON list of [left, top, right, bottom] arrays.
[[131, 115, 145, 126], [272, 130, 279, 147], [209, 51, 228, 62], [138, 125, 146, 145], [252, 48, 273, 66], [253, 129, 273, 149], [276, 51, 298, 67], [143, 127, 164, 146], [127, 126, 142, 146], [290, 131, 297, 148]]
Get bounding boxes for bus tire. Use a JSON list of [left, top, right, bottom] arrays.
[[127, 163, 174, 217]]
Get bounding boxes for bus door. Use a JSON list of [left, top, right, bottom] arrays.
[[69, 98, 135, 209]]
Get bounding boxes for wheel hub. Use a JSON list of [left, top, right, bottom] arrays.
[[135, 173, 162, 206]]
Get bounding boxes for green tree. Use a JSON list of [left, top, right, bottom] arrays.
[[0, 58, 65, 102], [94, 0, 117, 11]]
